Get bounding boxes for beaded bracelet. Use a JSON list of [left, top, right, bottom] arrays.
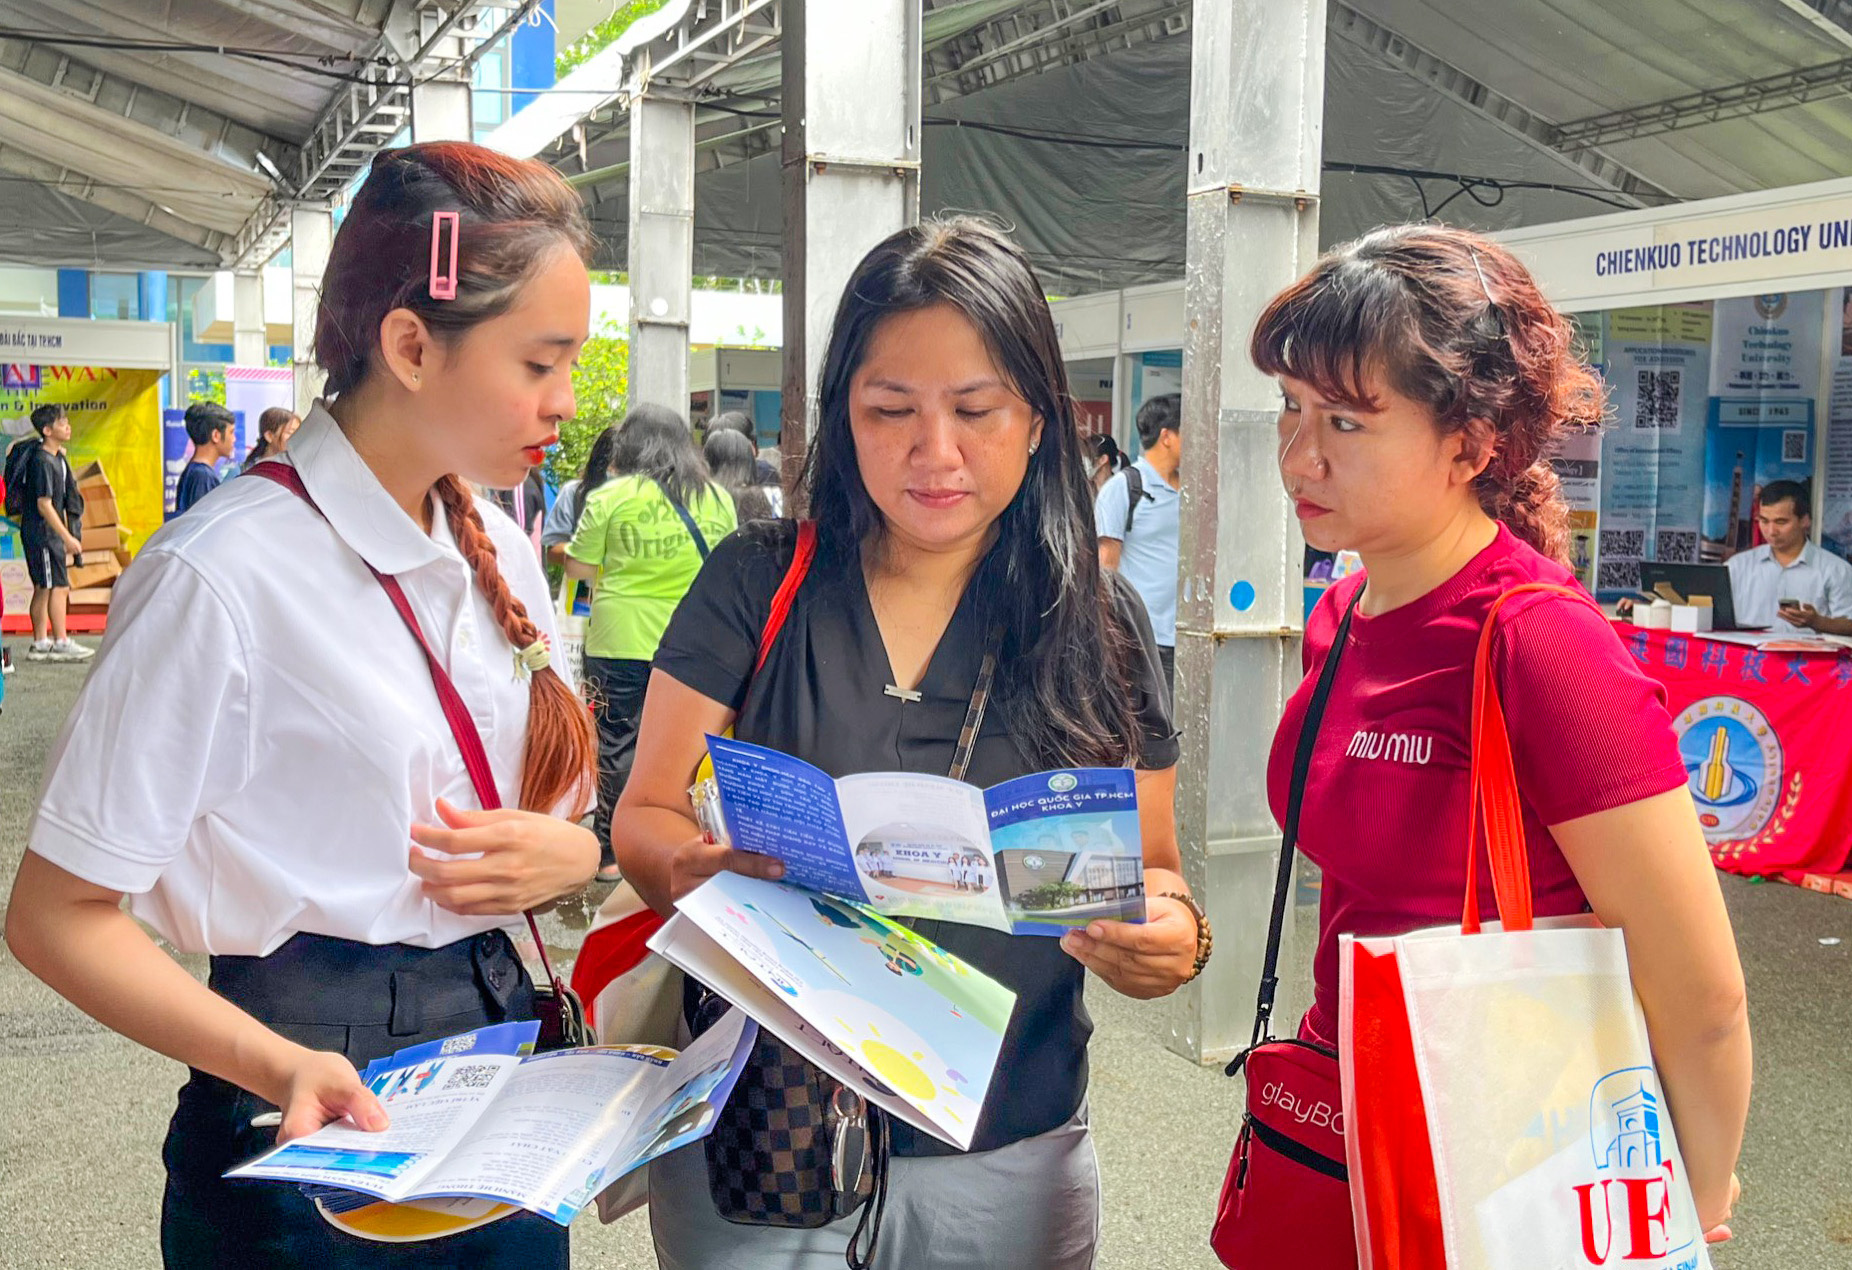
[[1157, 890, 1213, 981]]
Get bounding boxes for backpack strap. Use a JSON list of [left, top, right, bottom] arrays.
[[1122, 464, 1146, 537], [654, 479, 712, 559]]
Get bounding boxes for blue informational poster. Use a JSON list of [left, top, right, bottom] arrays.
[[1703, 292, 1826, 559]]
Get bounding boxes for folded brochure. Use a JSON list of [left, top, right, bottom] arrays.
[[652, 870, 1018, 1151], [703, 734, 1147, 936], [227, 1009, 757, 1233]]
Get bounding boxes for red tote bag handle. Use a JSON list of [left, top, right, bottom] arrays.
[[1461, 582, 1601, 935]]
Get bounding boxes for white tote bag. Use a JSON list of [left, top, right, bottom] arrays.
[[555, 576, 587, 688], [1341, 584, 1712, 1270]]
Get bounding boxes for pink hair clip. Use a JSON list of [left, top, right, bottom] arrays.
[[428, 210, 460, 300]]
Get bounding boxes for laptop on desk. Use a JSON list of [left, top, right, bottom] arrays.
[[1637, 562, 1766, 632]]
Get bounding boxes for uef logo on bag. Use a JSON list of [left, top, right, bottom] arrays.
[[1570, 1068, 1702, 1267], [1673, 697, 1782, 842]]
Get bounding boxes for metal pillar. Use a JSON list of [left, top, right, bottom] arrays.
[[411, 81, 473, 141], [780, 0, 922, 498], [1169, 0, 1327, 1065], [290, 204, 334, 416], [627, 91, 696, 413], [232, 271, 266, 368]]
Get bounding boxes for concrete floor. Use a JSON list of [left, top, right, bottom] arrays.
[[2, 645, 1848, 1268]]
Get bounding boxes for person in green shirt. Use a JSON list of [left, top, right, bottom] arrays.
[[565, 404, 736, 875]]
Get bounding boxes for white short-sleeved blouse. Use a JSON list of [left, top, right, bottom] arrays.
[[28, 404, 567, 956]]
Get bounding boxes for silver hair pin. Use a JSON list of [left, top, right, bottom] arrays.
[[1468, 247, 1505, 332]]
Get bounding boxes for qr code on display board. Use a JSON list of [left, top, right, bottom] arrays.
[[1655, 531, 1698, 563], [1633, 369, 1682, 429], [1598, 560, 1641, 592], [1601, 528, 1645, 559], [1783, 430, 1807, 463]]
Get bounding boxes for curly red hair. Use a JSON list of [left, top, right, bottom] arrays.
[[1250, 225, 1605, 564]]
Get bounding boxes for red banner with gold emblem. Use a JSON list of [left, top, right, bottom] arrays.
[[1616, 625, 1852, 878]]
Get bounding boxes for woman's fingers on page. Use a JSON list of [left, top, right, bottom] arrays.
[[720, 848, 785, 881], [278, 1053, 388, 1144]]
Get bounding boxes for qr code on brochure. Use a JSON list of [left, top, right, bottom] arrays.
[[1633, 369, 1681, 429], [1655, 530, 1698, 563], [1601, 528, 1645, 559], [441, 1064, 499, 1092], [1598, 560, 1641, 592]]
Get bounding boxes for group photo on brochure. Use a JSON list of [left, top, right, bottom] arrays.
[[6, 137, 1748, 1270]]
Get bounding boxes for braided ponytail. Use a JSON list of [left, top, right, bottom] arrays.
[[434, 476, 596, 817]]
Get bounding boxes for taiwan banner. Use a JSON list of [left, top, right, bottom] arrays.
[[1, 364, 164, 559], [1619, 626, 1852, 879]]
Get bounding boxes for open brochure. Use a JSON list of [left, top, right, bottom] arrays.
[[227, 1010, 756, 1232], [702, 734, 1147, 936], [651, 870, 1017, 1151]]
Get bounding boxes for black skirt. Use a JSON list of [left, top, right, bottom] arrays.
[[158, 929, 569, 1269]]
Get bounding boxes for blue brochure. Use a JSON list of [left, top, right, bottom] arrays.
[[703, 734, 1146, 936], [228, 1011, 756, 1229]]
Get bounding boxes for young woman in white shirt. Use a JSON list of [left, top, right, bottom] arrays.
[[5, 142, 600, 1267]]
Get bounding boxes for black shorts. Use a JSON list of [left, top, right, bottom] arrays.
[[23, 534, 68, 590]]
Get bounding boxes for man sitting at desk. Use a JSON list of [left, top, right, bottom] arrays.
[[1728, 479, 1852, 632]]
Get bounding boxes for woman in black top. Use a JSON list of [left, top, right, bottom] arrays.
[[614, 217, 1202, 1268]]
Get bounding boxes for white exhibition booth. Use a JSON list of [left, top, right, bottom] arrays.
[[1047, 177, 1852, 590]]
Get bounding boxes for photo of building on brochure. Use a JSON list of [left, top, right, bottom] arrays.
[[991, 810, 1146, 931]]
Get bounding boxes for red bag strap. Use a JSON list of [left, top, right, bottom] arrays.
[[753, 519, 817, 675], [1462, 582, 1601, 935], [248, 461, 565, 992]]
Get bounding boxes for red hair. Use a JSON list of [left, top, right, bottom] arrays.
[[316, 142, 595, 817], [1250, 225, 1604, 563]]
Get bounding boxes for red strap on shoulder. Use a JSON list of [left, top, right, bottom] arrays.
[[1461, 581, 1603, 935], [247, 462, 564, 989], [753, 520, 817, 675]]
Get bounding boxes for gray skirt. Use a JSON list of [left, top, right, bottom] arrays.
[[648, 1111, 1101, 1270]]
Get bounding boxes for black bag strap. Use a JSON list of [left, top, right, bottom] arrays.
[[656, 479, 711, 558], [1245, 584, 1365, 1054], [948, 626, 1003, 782], [1122, 464, 1146, 536]]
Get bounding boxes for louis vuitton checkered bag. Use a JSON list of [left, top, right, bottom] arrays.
[[695, 626, 1001, 1268]]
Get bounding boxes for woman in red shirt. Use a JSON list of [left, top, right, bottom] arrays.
[[1253, 225, 1750, 1241]]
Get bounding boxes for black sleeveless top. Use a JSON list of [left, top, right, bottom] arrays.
[[655, 521, 1179, 1155]]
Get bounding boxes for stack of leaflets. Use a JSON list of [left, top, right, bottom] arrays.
[[648, 736, 1148, 1151], [227, 1010, 756, 1240]]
